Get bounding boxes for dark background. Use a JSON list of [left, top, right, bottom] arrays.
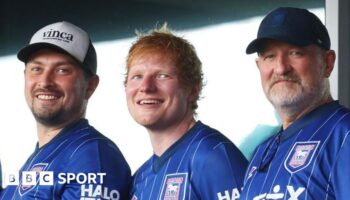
[[1, 0, 323, 56]]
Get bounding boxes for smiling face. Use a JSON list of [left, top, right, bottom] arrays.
[[125, 53, 194, 131], [256, 40, 334, 114], [24, 49, 98, 126]]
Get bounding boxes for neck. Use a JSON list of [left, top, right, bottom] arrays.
[[36, 118, 81, 148], [278, 95, 333, 129], [37, 124, 63, 148], [148, 113, 196, 156]]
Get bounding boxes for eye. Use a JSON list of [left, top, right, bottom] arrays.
[[31, 66, 42, 72], [261, 53, 275, 61], [265, 54, 274, 60], [130, 74, 142, 80], [157, 74, 171, 79], [289, 49, 303, 57], [56, 67, 70, 75], [27, 65, 42, 74]]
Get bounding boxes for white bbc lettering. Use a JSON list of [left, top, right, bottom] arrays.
[[217, 188, 240, 200], [4, 172, 19, 185], [58, 172, 106, 184], [22, 171, 36, 185], [4, 171, 106, 186], [39, 171, 53, 185]]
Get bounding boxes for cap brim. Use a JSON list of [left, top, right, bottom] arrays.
[[246, 36, 314, 54], [17, 43, 70, 62], [246, 38, 266, 54]]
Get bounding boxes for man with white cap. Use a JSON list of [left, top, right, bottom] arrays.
[[241, 7, 350, 199], [0, 21, 131, 199]]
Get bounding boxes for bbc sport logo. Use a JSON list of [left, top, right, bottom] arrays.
[[4, 171, 107, 186], [4, 171, 120, 199]]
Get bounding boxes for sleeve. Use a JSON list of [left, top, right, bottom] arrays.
[[331, 134, 350, 199], [192, 143, 248, 200], [60, 140, 132, 200]]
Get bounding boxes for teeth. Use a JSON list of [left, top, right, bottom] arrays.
[[37, 95, 58, 100], [140, 100, 161, 105]]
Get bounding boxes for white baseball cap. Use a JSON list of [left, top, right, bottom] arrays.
[[18, 21, 97, 75]]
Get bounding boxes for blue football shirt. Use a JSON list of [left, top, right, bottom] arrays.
[[0, 119, 131, 200], [131, 121, 248, 200], [241, 101, 350, 200]]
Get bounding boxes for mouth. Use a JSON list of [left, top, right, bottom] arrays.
[[35, 91, 61, 101], [275, 80, 292, 84], [272, 78, 298, 86], [137, 99, 163, 105], [36, 94, 59, 100]]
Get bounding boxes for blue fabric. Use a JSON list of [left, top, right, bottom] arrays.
[[241, 101, 350, 199], [131, 121, 248, 200], [0, 119, 131, 200]]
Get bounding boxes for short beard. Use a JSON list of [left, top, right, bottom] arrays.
[[267, 78, 328, 117], [31, 106, 67, 126]]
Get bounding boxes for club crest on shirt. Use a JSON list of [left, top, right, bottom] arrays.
[[19, 163, 49, 196], [160, 173, 188, 200], [284, 141, 320, 173]]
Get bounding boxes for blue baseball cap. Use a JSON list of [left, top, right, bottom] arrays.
[[246, 7, 330, 54]]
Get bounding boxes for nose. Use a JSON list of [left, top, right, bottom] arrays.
[[274, 54, 292, 75], [38, 71, 55, 88], [139, 76, 156, 93]]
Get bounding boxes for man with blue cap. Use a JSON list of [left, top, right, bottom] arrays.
[[241, 7, 350, 199]]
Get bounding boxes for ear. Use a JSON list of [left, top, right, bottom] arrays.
[[323, 50, 336, 78], [255, 57, 260, 69], [188, 84, 200, 103], [85, 75, 100, 99]]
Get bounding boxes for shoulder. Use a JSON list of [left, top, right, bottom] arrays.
[[132, 156, 153, 183], [67, 127, 118, 155], [189, 122, 247, 166], [324, 104, 350, 142], [63, 126, 129, 172], [316, 102, 350, 129], [333, 105, 350, 127], [190, 122, 238, 153]]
